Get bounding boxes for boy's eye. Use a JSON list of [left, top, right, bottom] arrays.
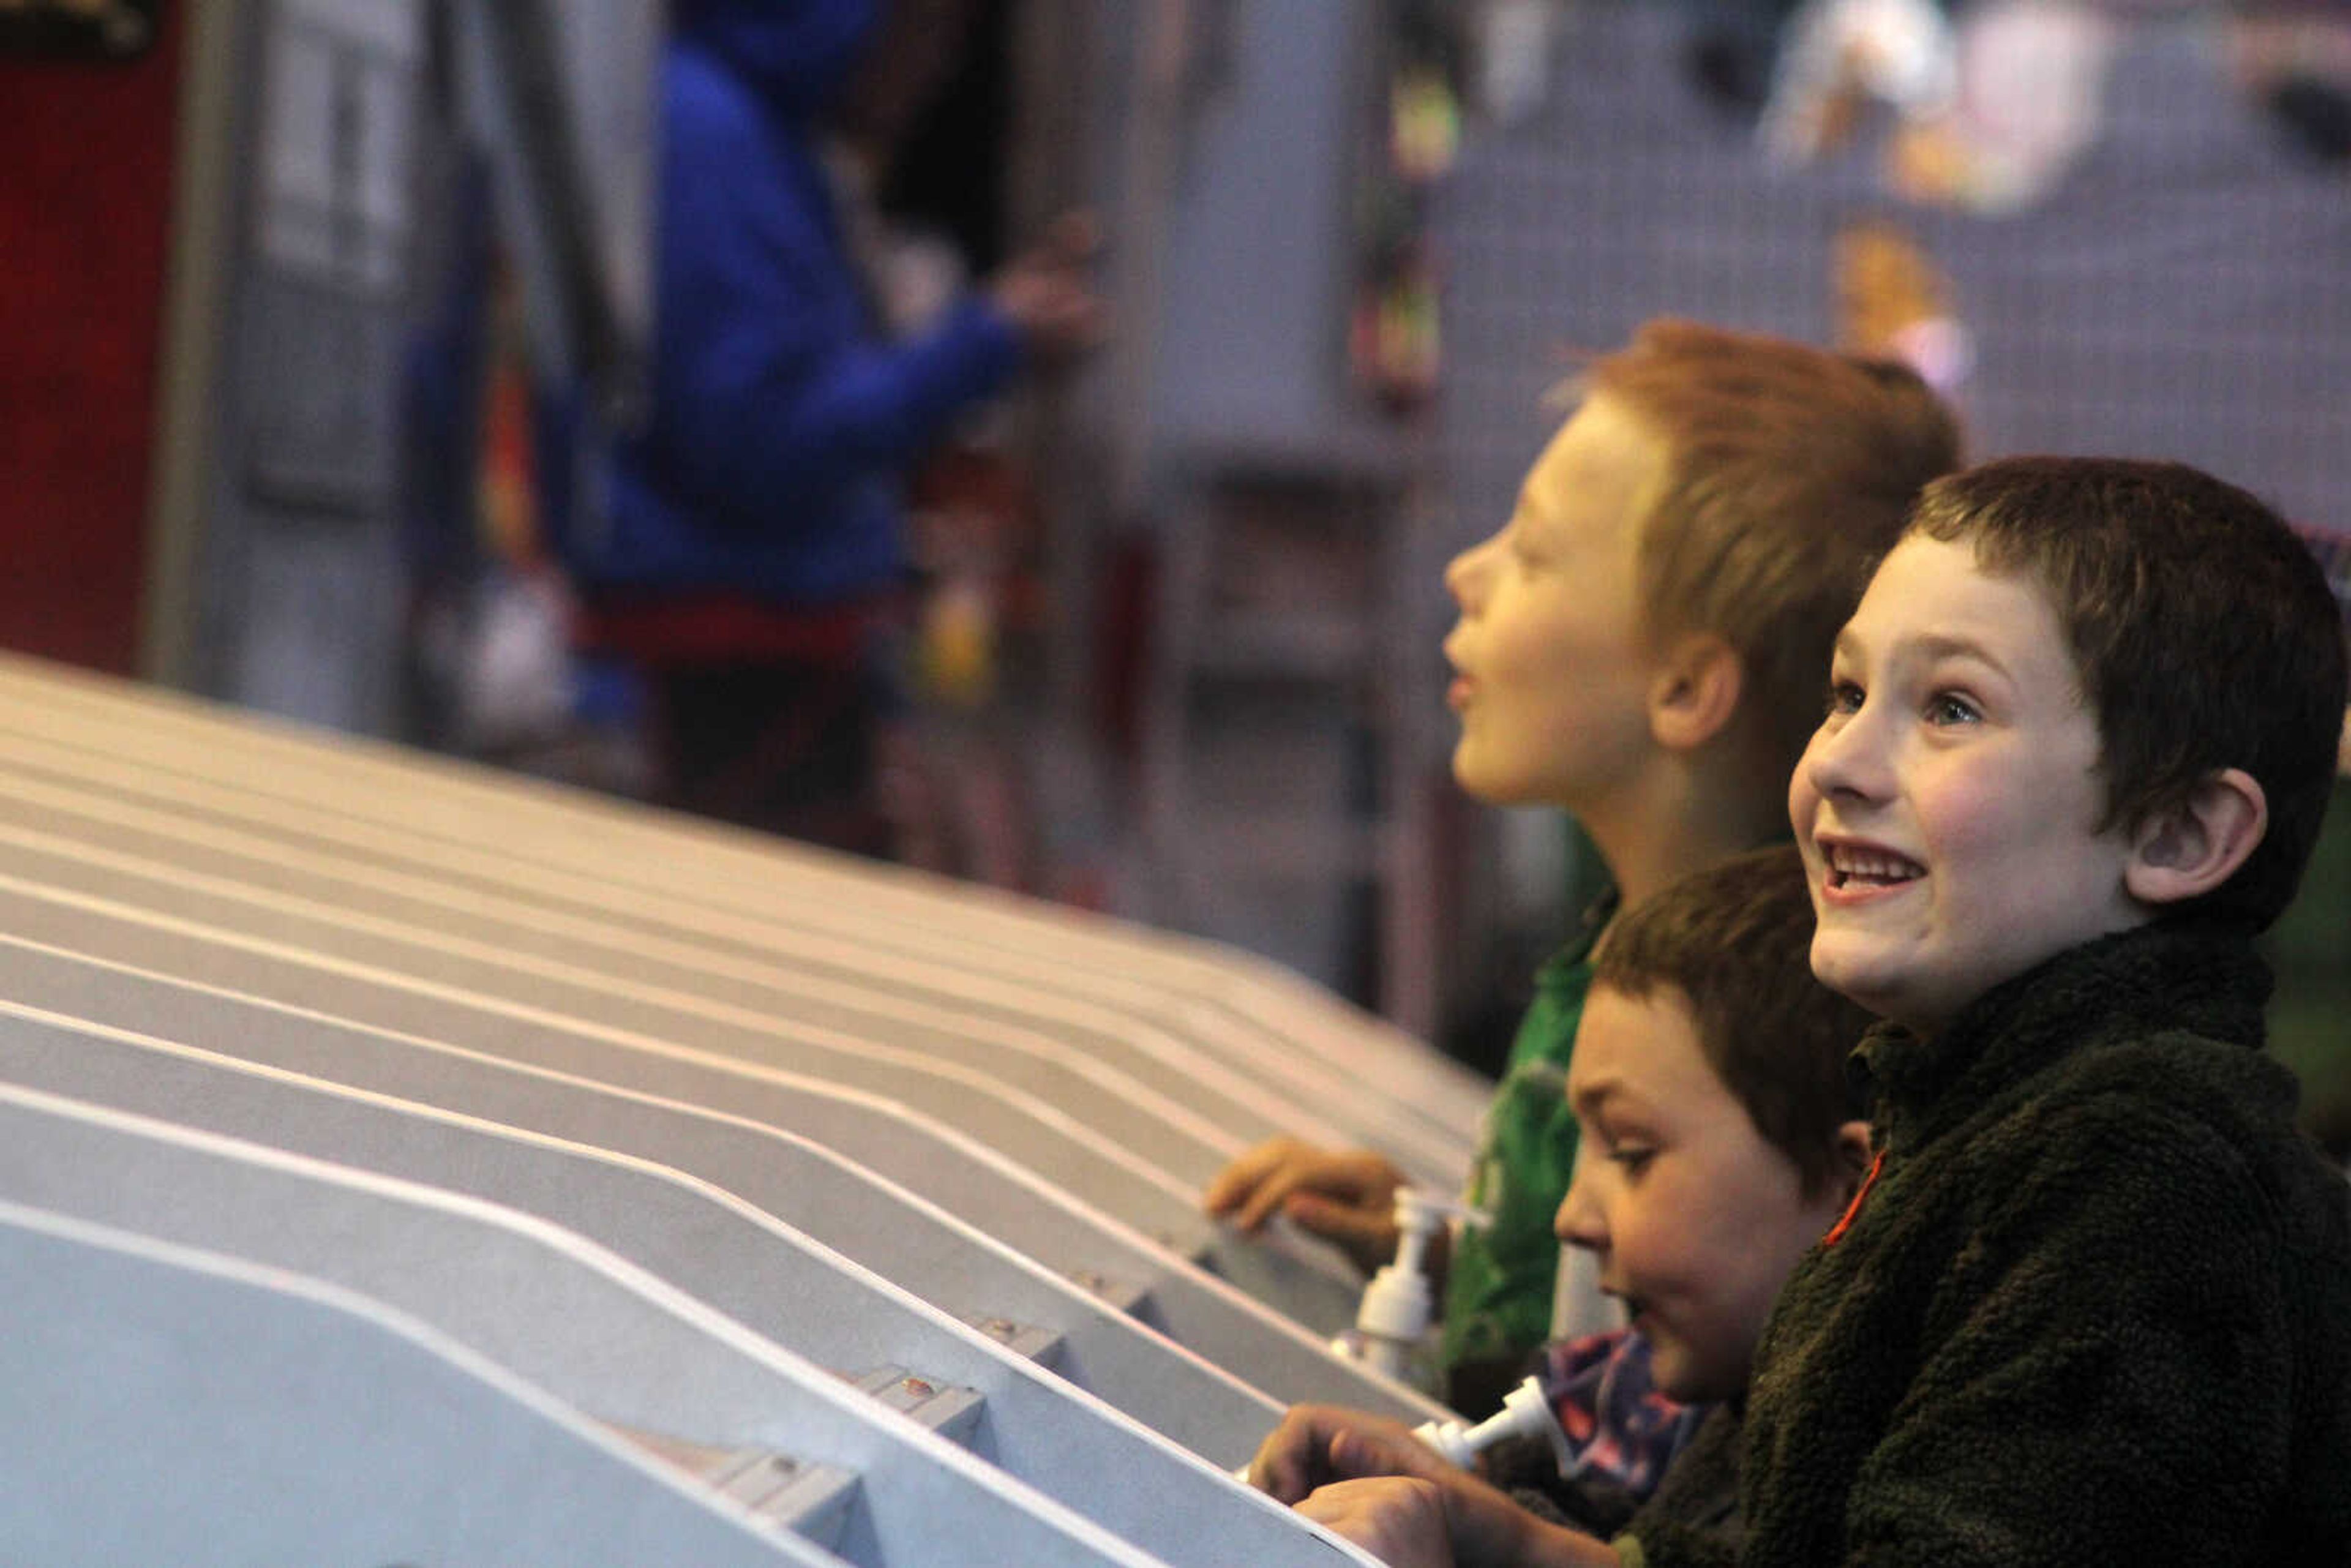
[[1925, 692, 1981, 726], [1608, 1146, 1655, 1176], [1825, 680, 1864, 717]]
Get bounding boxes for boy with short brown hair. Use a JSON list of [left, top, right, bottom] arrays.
[[1248, 847, 1874, 1564], [1755, 454, 2351, 1565], [1206, 321, 1961, 1407]]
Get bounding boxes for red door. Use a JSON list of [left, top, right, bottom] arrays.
[[0, 4, 183, 674]]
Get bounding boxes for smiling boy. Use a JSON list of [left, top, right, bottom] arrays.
[[1753, 456, 2351, 1565]]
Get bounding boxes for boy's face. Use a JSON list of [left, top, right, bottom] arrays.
[[1790, 533, 2145, 1035], [1556, 984, 1853, 1405], [1442, 395, 1664, 812]]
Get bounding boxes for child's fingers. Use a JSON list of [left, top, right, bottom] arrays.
[[1246, 1150, 1386, 1236], [1202, 1136, 1310, 1215], [1207, 1144, 1409, 1255], [1199, 1161, 1257, 1215], [1294, 1476, 1455, 1567], [1246, 1405, 1357, 1501], [1283, 1191, 1400, 1272], [1233, 1167, 1313, 1234], [1327, 1423, 1455, 1484]]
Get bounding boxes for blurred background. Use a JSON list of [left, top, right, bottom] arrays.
[[4, 0, 2347, 1128]]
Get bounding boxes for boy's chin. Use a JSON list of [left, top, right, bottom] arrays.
[[1448, 750, 1535, 807], [1645, 1342, 1733, 1407], [1806, 939, 1908, 1021]]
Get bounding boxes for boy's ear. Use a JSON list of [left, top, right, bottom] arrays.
[[2122, 767, 2267, 907], [1646, 633, 1743, 753]]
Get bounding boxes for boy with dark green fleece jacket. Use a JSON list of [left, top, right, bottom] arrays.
[[1758, 457, 2351, 1567]]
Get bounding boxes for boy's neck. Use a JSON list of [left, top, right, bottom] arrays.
[[1581, 762, 1787, 910]]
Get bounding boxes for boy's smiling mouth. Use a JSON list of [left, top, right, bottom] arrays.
[[1821, 840, 1926, 892]]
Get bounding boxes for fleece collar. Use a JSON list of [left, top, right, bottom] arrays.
[[1851, 919, 2273, 1155]]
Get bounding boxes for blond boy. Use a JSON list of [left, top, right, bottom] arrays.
[[1207, 321, 1960, 1406]]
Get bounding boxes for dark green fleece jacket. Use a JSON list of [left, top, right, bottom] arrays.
[[1730, 922, 2351, 1567]]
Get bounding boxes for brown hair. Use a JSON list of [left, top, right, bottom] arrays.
[[1579, 319, 1963, 777], [1594, 844, 1874, 1198], [1907, 456, 2349, 931]]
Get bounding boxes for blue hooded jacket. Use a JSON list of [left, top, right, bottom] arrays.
[[574, 0, 1022, 608]]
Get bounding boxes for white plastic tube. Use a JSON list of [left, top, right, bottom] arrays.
[[1411, 1375, 1570, 1471]]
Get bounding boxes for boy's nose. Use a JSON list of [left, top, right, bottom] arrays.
[[1804, 708, 1888, 803], [1554, 1158, 1605, 1252], [1445, 536, 1495, 609]]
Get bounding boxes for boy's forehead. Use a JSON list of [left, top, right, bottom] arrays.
[[1568, 983, 1718, 1103], [1854, 535, 2075, 667], [1526, 396, 1667, 515]]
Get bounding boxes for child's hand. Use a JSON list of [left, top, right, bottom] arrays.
[[1296, 1477, 1459, 1567], [1242, 1403, 1445, 1502], [1201, 1136, 1408, 1275], [988, 211, 1107, 367], [1294, 1461, 1625, 1568]]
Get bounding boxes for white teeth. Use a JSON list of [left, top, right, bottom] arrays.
[[1826, 846, 1924, 881]]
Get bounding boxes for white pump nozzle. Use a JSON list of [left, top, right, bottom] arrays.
[[1344, 1188, 1490, 1385], [1234, 1371, 1561, 1487], [1411, 1375, 1572, 1471]]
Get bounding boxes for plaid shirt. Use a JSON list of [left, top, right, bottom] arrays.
[[1534, 1329, 1707, 1500]]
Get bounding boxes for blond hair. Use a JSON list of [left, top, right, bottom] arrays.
[[1578, 318, 1963, 776]]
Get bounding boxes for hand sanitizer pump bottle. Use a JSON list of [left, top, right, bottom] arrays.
[[1329, 1187, 1486, 1395]]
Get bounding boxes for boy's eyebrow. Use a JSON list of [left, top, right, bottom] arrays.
[[1510, 500, 1559, 545], [1567, 1075, 1624, 1118], [1907, 631, 2017, 683], [1837, 626, 2015, 681]]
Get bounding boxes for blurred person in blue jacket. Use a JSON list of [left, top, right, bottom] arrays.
[[566, 0, 1100, 855]]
